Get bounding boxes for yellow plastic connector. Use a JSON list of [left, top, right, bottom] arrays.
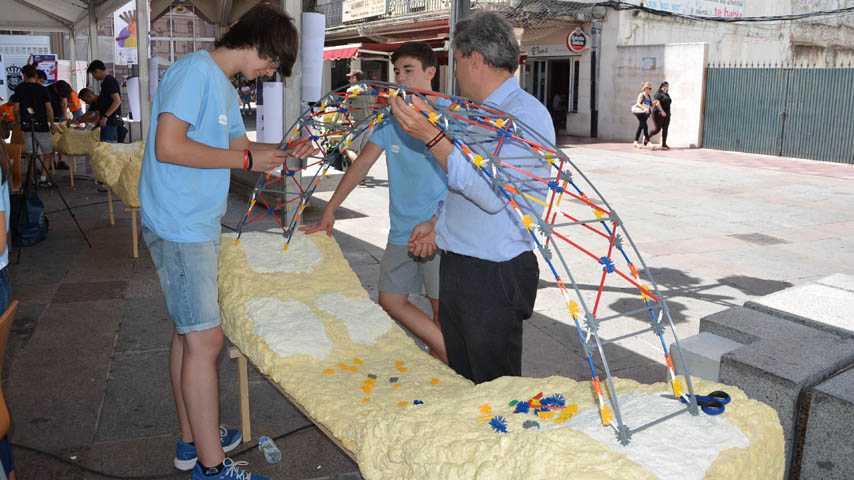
[[600, 404, 613, 426], [479, 404, 492, 414]]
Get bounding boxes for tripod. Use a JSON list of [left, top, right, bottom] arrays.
[[21, 116, 92, 248]]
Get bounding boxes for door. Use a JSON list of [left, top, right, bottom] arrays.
[[524, 59, 549, 106]]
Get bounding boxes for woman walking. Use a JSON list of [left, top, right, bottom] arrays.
[[649, 81, 672, 150], [632, 82, 653, 148]]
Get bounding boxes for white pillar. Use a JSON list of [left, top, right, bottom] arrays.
[[69, 29, 78, 93], [282, 0, 302, 226], [136, 0, 151, 140], [88, 1, 99, 93]]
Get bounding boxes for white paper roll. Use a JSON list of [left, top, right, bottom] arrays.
[[301, 13, 326, 103], [127, 77, 141, 121], [261, 82, 284, 143]]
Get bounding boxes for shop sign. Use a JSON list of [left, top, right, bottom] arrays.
[[520, 44, 578, 58], [567, 28, 588, 52], [343, 0, 389, 22]]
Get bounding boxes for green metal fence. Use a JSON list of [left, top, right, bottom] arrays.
[[702, 66, 854, 164]]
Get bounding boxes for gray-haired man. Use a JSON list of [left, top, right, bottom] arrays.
[[392, 11, 555, 383]]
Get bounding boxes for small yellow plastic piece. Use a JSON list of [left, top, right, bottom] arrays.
[[671, 378, 685, 398], [600, 404, 613, 426], [363, 397, 371, 403], [376, 113, 384, 123], [593, 207, 606, 219], [361, 383, 373, 393], [536, 410, 555, 420], [430, 378, 439, 385], [394, 361, 405, 367], [234, 238, 240, 247], [530, 398, 541, 407], [282, 243, 289, 252], [337, 363, 348, 369], [322, 369, 334, 375], [641, 284, 652, 302], [394, 383, 402, 389], [397, 401, 408, 407], [353, 357, 363, 365], [477, 415, 495, 423], [554, 404, 578, 424], [348, 366, 359, 372], [479, 404, 492, 414], [522, 215, 534, 230], [365, 378, 376, 384], [569, 300, 581, 319], [473, 154, 485, 167], [398, 367, 408, 373]]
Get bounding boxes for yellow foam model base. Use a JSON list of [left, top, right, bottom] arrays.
[[90, 141, 144, 207], [218, 231, 784, 479]]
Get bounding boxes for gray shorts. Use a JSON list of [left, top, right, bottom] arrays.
[[379, 243, 441, 299], [23, 130, 53, 154]]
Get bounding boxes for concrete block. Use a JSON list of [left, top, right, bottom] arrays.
[[800, 367, 854, 480], [700, 306, 854, 477], [669, 332, 744, 382], [746, 273, 854, 340]]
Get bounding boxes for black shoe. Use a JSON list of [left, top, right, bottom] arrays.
[[38, 179, 55, 188], [56, 161, 69, 170], [97, 185, 109, 192]]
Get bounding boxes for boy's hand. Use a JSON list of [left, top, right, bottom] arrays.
[[299, 207, 335, 236], [390, 95, 439, 144], [408, 219, 437, 258], [251, 149, 287, 172]]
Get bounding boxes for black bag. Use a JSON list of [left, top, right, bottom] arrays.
[[10, 193, 49, 247]]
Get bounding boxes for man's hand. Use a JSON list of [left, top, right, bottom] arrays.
[[251, 149, 287, 172], [285, 137, 319, 160], [408, 219, 437, 258], [98, 116, 107, 127], [49, 123, 60, 134], [299, 207, 335, 237], [390, 95, 440, 144]]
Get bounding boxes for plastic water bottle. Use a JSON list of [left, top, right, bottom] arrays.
[[258, 436, 282, 464]]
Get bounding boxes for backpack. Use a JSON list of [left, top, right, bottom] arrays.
[[10, 192, 49, 246]]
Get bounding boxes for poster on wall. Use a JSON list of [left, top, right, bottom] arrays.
[[645, 0, 744, 18], [114, 0, 142, 65], [30, 54, 57, 84]]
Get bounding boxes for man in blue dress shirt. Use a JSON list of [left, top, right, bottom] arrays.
[[392, 11, 556, 383]]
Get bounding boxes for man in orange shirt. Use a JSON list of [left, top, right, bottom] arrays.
[[68, 90, 83, 119]]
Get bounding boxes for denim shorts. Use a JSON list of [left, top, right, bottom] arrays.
[[143, 227, 221, 334], [100, 124, 117, 142]]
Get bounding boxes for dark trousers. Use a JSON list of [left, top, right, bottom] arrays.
[[634, 113, 649, 142], [439, 250, 539, 384], [649, 113, 671, 145]]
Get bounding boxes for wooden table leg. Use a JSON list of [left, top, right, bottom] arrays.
[[130, 208, 138, 258], [229, 347, 252, 443], [69, 155, 75, 188], [107, 188, 115, 225]]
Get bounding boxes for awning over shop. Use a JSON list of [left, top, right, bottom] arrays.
[[324, 44, 361, 60], [323, 42, 438, 60]]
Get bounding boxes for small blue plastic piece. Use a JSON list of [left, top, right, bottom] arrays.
[[413, 400, 424, 405], [389, 377, 399, 383], [599, 256, 615, 273], [514, 401, 530, 414], [489, 416, 508, 433]]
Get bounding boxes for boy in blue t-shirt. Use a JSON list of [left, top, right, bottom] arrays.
[[138, 6, 313, 479], [301, 42, 449, 364]]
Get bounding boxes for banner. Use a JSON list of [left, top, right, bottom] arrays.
[[30, 54, 57, 84], [645, 0, 744, 18], [114, 1, 140, 65]]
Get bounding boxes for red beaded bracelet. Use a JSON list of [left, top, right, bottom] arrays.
[[243, 149, 249, 170]]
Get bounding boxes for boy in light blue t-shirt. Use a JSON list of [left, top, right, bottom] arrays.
[[301, 43, 449, 364], [138, 6, 314, 479]]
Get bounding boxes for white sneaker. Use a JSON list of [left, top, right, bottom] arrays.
[[633, 141, 639, 148]]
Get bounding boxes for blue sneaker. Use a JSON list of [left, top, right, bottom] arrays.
[[191, 458, 270, 480], [175, 426, 243, 470]]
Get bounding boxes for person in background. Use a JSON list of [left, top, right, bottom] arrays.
[[35, 69, 47, 85], [632, 81, 653, 148], [68, 87, 84, 119], [0, 97, 15, 137], [648, 81, 672, 150], [49, 80, 71, 122], [395, 11, 554, 384], [0, 137, 14, 480], [239, 82, 252, 115], [72, 88, 100, 126], [12, 64, 57, 187], [86, 60, 122, 142]]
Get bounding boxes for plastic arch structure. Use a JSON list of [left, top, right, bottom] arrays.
[[235, 80, 700, 445]]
